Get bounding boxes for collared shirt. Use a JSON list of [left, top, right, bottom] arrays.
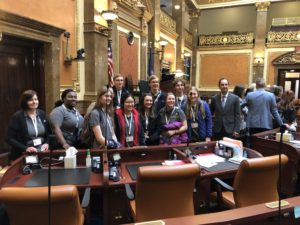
[[221, 93, 228, 107]]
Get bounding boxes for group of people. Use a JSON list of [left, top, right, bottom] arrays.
[[5, 74, 295, 160]]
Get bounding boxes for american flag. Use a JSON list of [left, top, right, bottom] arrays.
[[108, 42, 114, 87]]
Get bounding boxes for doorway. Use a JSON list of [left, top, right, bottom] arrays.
[[0, 34, 45, 153], [278, 69, 300, 99]]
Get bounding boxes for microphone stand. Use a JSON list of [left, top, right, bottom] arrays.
[[48, 134, 56, 225], [278, 124, 285, 225]]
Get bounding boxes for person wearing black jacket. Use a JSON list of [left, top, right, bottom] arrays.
[[138, 93, 160, 145], [6, 90, 51, 160], [112, 74, 129, 108]]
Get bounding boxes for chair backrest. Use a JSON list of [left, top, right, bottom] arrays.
[[233, 155, 288, 207], [0, 152, 10, 168], [135, 164, 200, 222], [0, 185, 84, 225]]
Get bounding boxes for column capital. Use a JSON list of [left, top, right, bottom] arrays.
[[255, 1, 270, 12], [188, 9, 201, 19]]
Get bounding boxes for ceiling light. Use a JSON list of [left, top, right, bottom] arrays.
[[159, 40, 168, 46], [174, 5, 180, 10], [183, 52, 191, 57]]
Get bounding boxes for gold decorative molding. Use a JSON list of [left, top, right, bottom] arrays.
[[184, 29, 193, 46], [199, 32, 254, 49], [255, 1, 270, 12], [160, 10, 176, 33], [273, 51, 300, 65], [267, 30, 300, 46], [272, 17, 300, 26]]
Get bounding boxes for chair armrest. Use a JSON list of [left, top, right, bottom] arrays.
[[81, 187, 91, 208], [125, 184, 135, 200], [213, 177, 234, 192]]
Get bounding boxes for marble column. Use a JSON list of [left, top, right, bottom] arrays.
[[253, 1, 270, 82], [189, 9, 201, 86], [83, 0, 110, 101], [173, 0, 185, 72], [140, 12, 149, 81], [148, 0, 161, 77]]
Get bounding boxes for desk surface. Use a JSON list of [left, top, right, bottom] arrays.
[[124, 196, 300, 225], [0, 142, 261, 189]]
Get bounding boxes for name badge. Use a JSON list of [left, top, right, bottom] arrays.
[[33, 138, 42, 146], [126, 136, 134, 142], [191, 122, 198, 129]]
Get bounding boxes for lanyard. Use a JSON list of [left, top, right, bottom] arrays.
[[101, 108, 114, 137], [165, 108, 175, 125], [191, 106, 197, 122], [124, 113, 133, 136], [153, 91, 161, 104], [145, 113, 149, 130], [31, 116, 38, 137], [63, 104, 79, 128]]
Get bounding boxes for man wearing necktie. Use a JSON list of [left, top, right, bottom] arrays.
[[210, 78, 241, 140], [112, 74, 129, 109]]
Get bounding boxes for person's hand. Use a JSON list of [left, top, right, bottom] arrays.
[[166, 130, 176, 137], [232, 132, 239, 137], [284, 123, 291, 130], [26, 147, 37, 153], [63, 143, 70, 150], [41, 144, 49, 151], [205, 137, 211, 142]]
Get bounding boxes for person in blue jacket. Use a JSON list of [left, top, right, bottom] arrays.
[[181, 86, 212, 142]]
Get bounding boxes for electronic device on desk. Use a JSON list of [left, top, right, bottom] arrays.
[[22, 155, 41, 174], [109, 153, 121, 182], [92, 156, 102, 173]]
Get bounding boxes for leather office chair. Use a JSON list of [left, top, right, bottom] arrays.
[[128, 164, 200, 222], [0, 185, 89, 225], [0, 152, 10, 169], [213, 155, 288, 208]]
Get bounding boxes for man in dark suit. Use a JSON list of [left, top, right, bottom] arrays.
[[210, 78, 241, 140], [112, 74, 129, 109]]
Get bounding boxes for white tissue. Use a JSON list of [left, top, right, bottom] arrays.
[[64, 147, 77, 168]]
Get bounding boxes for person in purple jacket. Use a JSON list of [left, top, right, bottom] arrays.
[[181, 87, 212, 142]]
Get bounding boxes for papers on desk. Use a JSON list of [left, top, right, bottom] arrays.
[[135, 220, 165, 225], [289, 140, 300, 149], [194, 153, 225, 168], [228, 156, 247, 164], [162, 160, 185, 166]]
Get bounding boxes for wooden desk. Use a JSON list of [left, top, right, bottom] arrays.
[[0, 150, 106, 189], [0, 143, 262, 225], [251, 128, 300, 196], [124, 196, 300, 225]]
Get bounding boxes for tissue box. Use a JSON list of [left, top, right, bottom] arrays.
[[275, 132, 291, 142], [64, 156, 77, 169]]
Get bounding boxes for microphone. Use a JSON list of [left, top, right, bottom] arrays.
[[48, 134, 57, 150], [280, 124, 286, 134], [278, 124, 286, 223], [47, 134, 56, 225]]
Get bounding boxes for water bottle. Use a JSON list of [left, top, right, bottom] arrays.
[[86, 149, 92, 167]]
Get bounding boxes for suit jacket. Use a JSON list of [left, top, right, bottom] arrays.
[[6, 109, 51, 160], [245, 89, 283, 129], [112, 86, 129, 108], [210, 93, 241, 134]]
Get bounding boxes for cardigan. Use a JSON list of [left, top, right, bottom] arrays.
[[6, 109, 51, 160]]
